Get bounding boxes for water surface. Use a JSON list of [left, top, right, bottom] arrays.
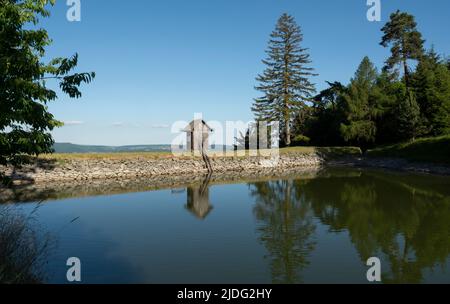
[[7, 168, 450, 283]]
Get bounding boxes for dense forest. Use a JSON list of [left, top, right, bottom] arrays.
[[253, 11, 450, 151]]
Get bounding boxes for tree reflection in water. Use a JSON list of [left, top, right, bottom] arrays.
[[249, 170, 450, 283], [249, 179, 316, 283]]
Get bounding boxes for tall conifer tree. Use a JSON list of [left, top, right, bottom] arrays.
[[340, 57, 379, 150], [252, 14, 316, 146], [397, 91, 422, 141], [412, 49, 450, 135], [380, 10, 425, 87]]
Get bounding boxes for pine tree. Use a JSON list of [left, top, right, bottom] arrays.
[[252, 13, 316, 146], [380, 10, 425, 87], [304, 82, 347, 146], [397, 91, 422, 141], [412, 49, 450, 135], [372, 72, 404, 145], [340, 57, 379, 151]]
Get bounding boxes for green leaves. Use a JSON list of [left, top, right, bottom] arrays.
[[18, 0, 55, 24], [0, 0, 95, 174], [60, 71, 95, 98]]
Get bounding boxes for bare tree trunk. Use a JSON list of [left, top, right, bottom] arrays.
[[402, 37, 409, 88], [285, 114, 291, 146], [403, 59, 409, 88], [201, 135, 212, 173]]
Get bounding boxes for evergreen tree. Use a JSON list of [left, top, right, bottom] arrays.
[[252, 13, 316, 146], [380, 10, 425, 87], [372, 73, 404, 145], [412, 49, 450, 135], [304, 82, 346, 146], [340, 57, 380, 151], [397, 90, 422, 141], [0, 0, 94, 181], [313, 81, 346, 111]]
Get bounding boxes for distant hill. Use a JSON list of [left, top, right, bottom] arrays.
[[53, 143, 172, 153]]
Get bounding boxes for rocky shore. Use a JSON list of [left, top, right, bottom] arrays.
[[329, 157, 450, 176], [2, 152, 449, 188], [1, 153, 449, 204], [1, 154, 324, 184], [0, 166, 322, 204]]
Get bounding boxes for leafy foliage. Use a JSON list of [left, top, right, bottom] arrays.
[[0, 0, 95, 175], [305, 82, 346, 146]]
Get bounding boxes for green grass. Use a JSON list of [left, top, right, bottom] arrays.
[[38, 146, 361, 161], [367, 135, 450, 165], [39, 151, 174, 160], [281, 146, 362, 157]]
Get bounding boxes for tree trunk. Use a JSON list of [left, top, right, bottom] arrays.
[[403, 59, 409, 88], [283, 48, 291, 147], [402, 37, 409, 88], [285, 115, 291, 146]]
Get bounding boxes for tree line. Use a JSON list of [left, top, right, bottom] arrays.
[[253, 12, 450, 151]]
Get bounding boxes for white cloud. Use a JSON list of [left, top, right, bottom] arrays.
[[151, 124, 170, 129], [110, 122, 169, 128], [63, 121, 84, 126]]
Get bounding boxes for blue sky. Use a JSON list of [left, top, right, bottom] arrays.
[[41, 0, 450, 145]]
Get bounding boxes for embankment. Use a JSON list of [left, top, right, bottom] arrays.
[[1, 153, 324, 184]]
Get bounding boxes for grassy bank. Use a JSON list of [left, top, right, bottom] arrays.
[[39, 151, 174, 161], [281, 146, 362, 159], [38, 146, 362, 161], [367, 135, 450, 165]]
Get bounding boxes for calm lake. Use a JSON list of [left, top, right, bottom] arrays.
[[6, 167, 450, 284]]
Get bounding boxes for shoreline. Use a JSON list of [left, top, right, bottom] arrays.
[[1, 152, 449, 186], [1, 154, 449, 204], [0, 166, 322, 204], [1, 153, 324, 184], [328, 157, 450, 176]]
